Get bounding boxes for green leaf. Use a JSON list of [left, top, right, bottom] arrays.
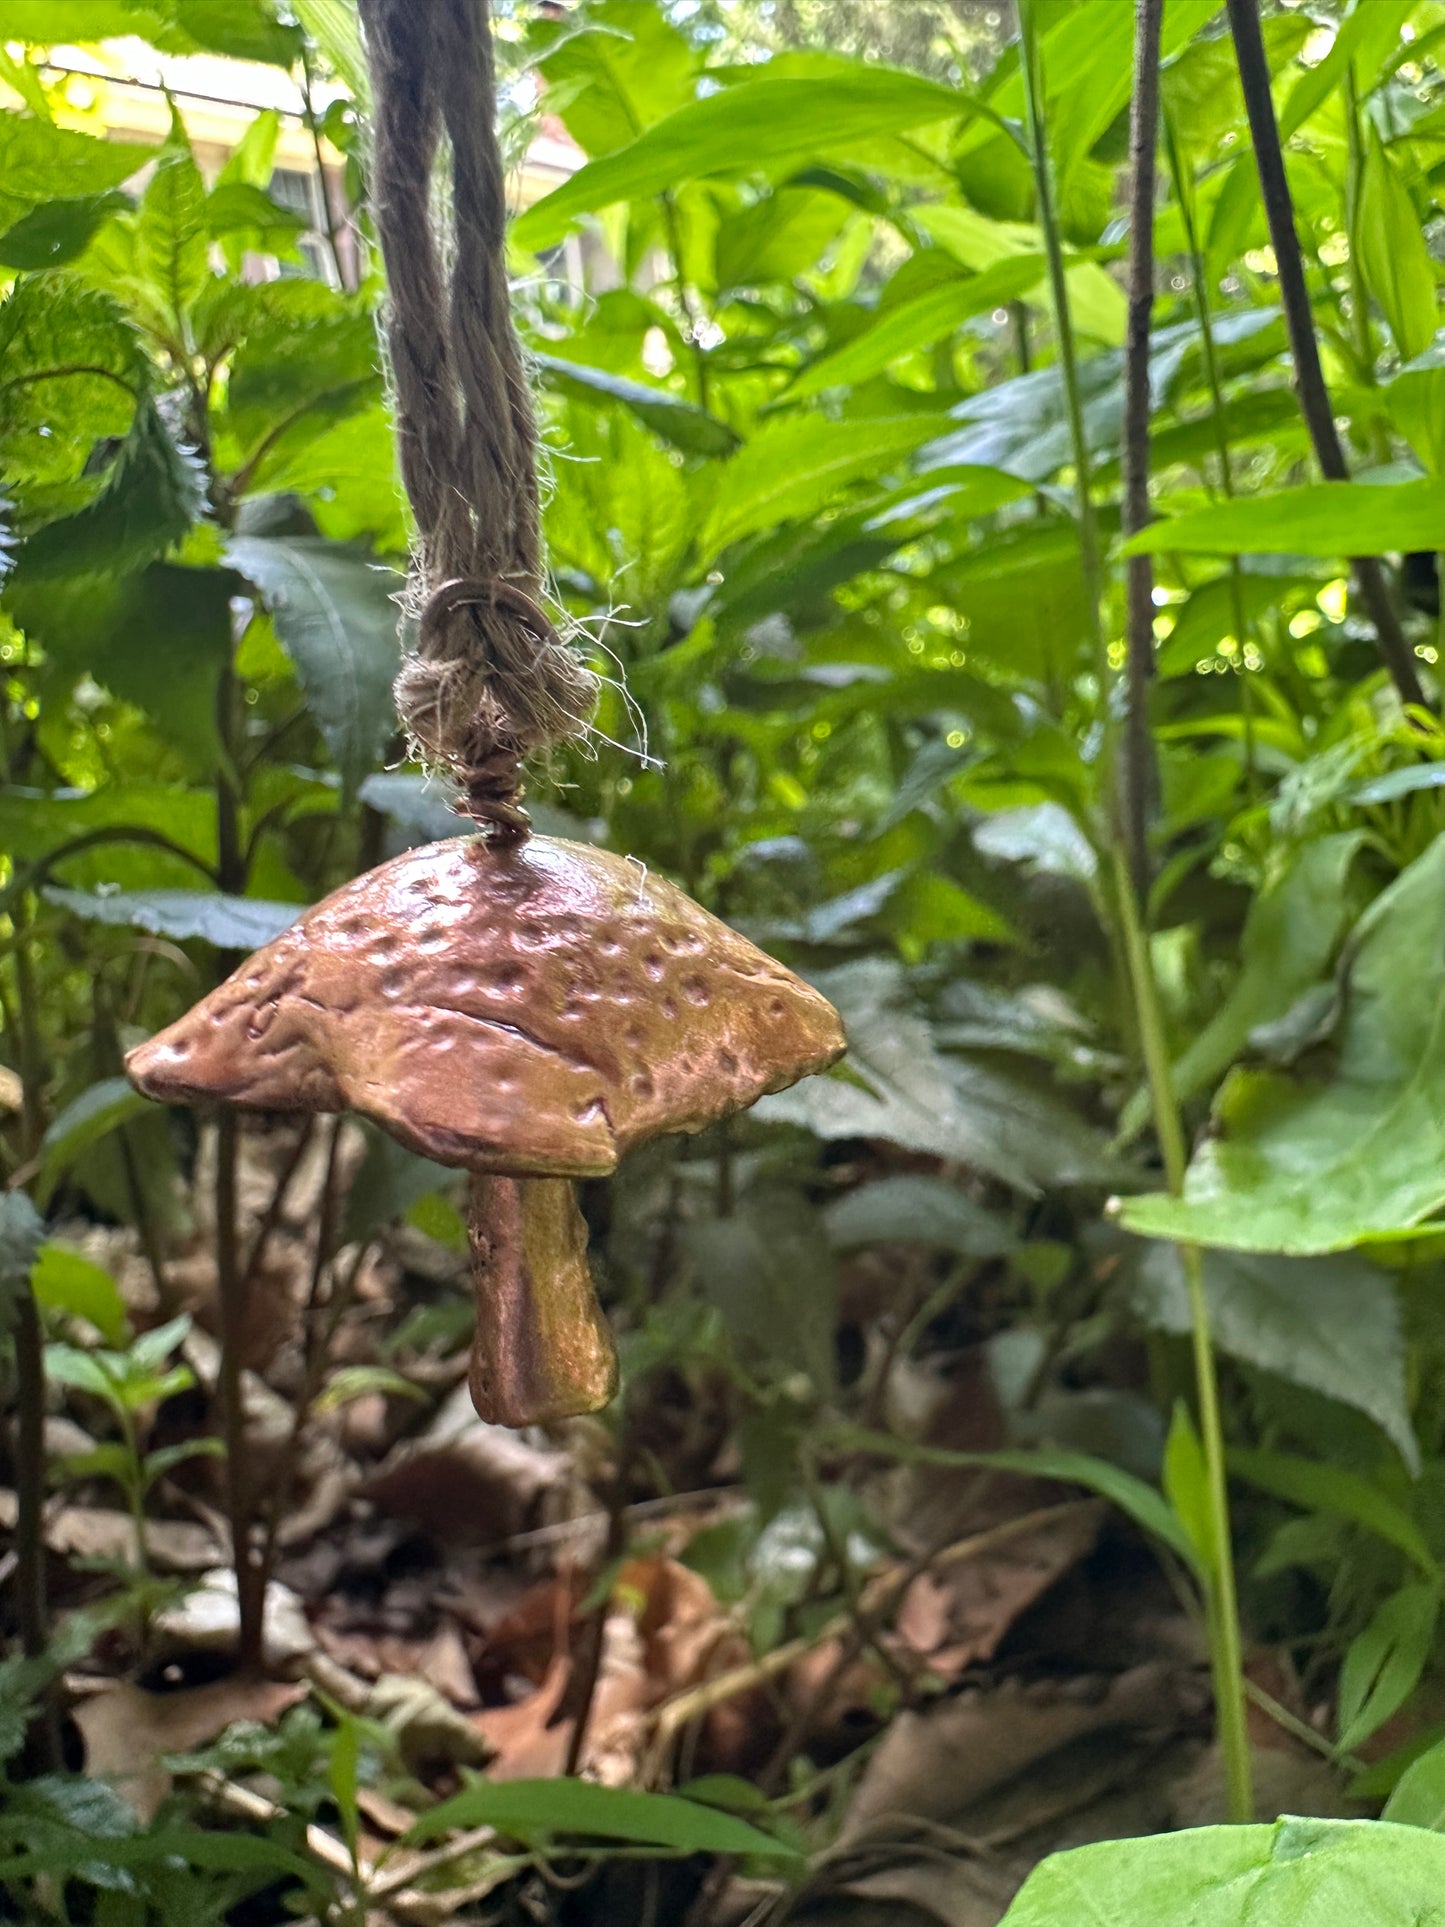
[[0, 276, 143, 494], [532, 2, 696, 158], [1168, 833, 1362, 1108], [757, 960, 1115, 1195], [220, 279, 380, 455], [6, 562, 232, 760], [514, 69, 965, 251], [999, 1817, 1445, 1926], [1358, 129, 1438, 365], [534, 353, 739, 457], [1135, 1244, 1418, 1473], [1338, 1584, 1442, 1754], [30, 1245, 129, 1347], [292, 0, 370, 104], [0, 1192, 43, 1332], [1122, 836, 1445, 1254], [713, 184, 853, 290], [1163, 1402, 1214, 1576], [1229, 1448, 1436, 1575], [135, 147, 208, 329], [701, 414, 939, 555], [225, 535, 401, 794], [404, 1775, 800, 1858], [1125, 480, 1445, 559], [37, 1078, 151, 1208], [1280, 0, 1415, 138], [0, 117, 152, 230], [0, 190, 128, 271], [44, 886, 301, 949], [1383, 1734, 1445, 1830], [828, 1421, 1197, 1569], [824, 1175, 1016, 1261], [341, 1128, 458, 1247], [690, 1191, 837, 1394], [12, 401, 205, 582], [313, 1365, 428, 1416]]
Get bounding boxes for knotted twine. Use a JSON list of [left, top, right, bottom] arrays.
[[358, 0, 596, 835]]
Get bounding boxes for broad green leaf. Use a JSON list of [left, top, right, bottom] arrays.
[[0, 785, 217, 890], [1383, 1734, 1445, 1830], [974, 803, 1098, 881], [30, 1245, 129, 1347], [12, 400, 205, 582], [1122, 836, 1445, 1254], [1229, 1448, 1435, 1575], [0, 190, 128, 271], [713, 184, 853, 290], [823, 1174, 1016, 1258], [788, 264, 1040, 399], [1136, 1244, 1417, 1472], [1358, 128, 1438, 365], [1125, 480, 1445, 559], [938, 522, 1093, 685], [0, 277, 142, 493], [37, 1078, 151, 1207], [342, 1128, 457, 1246], [700, 414, 939, 555], [513, 70, 965, 251], [1000, 1817, 1445, 1926], [1338, 1584, 1441, 1754], [6, 562, 231, 760], [219, 279, 379, 456], [1170, 833, 1363, 1108], [44, 887, 301, 949], [135, 147, 208, 330], [225, 535, 401, 793], [828, 1421, 1196, 1569], [0, 116, 152, 230], [531, 0, 697, 158], [534, 352, 739, 457], [757, 960, 1115, 1194], [405, 1776, 799, 1858]]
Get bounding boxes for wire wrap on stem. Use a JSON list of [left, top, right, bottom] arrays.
[[358, 0, 596, 833]]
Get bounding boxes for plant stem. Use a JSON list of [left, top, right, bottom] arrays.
[[10, 894, 47, 1159], [215, 1106, 263, 1666], [1164, 111, 1259, 800], [1226, 0, 1426, 711], [1119, 0, 1165, 901], [301, 46, 351, 293], [12, 1281, 61, 1768], [1016, 0, 1107, 687], [1114, 848, 1253, 1821], [660, 191, 710, 410]]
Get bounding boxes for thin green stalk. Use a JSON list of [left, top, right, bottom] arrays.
[[1164, 111, 1259, 799], [1016, 0, 1107, 685], [1115, 848, 1253, 1821]]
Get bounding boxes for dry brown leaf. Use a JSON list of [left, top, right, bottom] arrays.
[[893, 1502, 1105, 1681], [841, 1663, 1185, 1844], [472, 1653, 573, 1778], [74, 1675, 305, 1822], [365, 1384, 576, 1544], [0, 1491, 221, 1572]]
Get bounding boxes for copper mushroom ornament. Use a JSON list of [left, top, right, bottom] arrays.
[[126, 833, 845, 1427]]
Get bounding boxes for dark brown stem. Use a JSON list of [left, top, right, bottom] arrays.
[[1226, 0, 1426, 710], [300, 47, 350, 293], [13, 1283, 61, 1768], [9, 897, 46, 1159], [240, 1117, 317, 1292], [214, 1108, 263, 1667], [118, 1126, 177, 1316], [1120, 0, 1165, 902]]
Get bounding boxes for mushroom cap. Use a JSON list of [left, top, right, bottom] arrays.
[[126, 835, 844, 1178]]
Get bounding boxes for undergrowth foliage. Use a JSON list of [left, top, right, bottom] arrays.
[[4, 0, 1445, 1920]]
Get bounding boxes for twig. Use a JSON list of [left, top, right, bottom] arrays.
[[1226, 0, 1427, 711], [646, 1501, 1090, 1782], [1120, 0, 1165, 901], [239, 1116, 316, 1292]]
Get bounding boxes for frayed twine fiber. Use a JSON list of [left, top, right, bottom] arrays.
[[357, 0, 596, 834]]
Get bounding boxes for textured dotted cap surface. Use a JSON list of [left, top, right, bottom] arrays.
[[126, 836, 845, 1177]]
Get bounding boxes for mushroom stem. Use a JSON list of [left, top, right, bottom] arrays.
[[466, 1174, 619, 1427]]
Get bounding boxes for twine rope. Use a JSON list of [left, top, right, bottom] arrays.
[[358, 0, 596, 834]]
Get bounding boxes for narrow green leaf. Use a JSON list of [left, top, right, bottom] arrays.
[[37, 1078, 151, 1207], [1358, 128, 1438, 364], [30, 1245, 129, 1347], [1338, 1584, 1441, 1754], [135, 147, 209, 327], [701, 414, 938, 554], [534, 353, 740, 457], [513, 70, 965, 251], [1229, 1448, 1436, 1575], [405, 1776, 800, 1858], [1123, 480, 1445, 559]]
